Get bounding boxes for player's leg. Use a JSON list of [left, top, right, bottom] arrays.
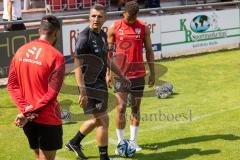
[[23, 122, 41, 159], [69, 117, 97, 145], [115, 92, 128, 143], [67, 88, 108, 159], [66, 117, 96, 159], [66, 92, 101, 158], [129, 77, 145, 151], [38, 124, 63, 160], [38, 150, 56, 160], [94, 112, 110, 160], [130, 96, 142, 126], [130, 96, 143, 151], [80, 118, 97, 135]]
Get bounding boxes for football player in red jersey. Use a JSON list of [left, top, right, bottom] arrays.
[[7, 15, 65, 160], [107, 1, 155, 153]]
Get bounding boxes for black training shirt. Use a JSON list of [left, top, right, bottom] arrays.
[[75, 26, 108, 88]]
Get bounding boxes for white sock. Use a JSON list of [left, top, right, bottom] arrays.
[[116, 129, 125, 143], [130, 125, 139, 142]]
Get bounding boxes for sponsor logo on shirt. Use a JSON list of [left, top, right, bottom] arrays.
[[19, 47, 42, 65], [26, 47, 42, 60]]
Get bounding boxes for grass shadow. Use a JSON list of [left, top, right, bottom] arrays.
[[134, 148, 220, 160], [62, 121, 78, 125], [141, 134, 240, 151]]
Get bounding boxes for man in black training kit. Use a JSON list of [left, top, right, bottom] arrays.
[[66, 4, 131, 160]]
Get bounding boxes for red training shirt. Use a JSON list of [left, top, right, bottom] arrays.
[[7, 39, 65, 125], [113, 19, 146, 79]]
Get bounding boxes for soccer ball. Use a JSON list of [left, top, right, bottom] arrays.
[[61, 109, 71, 123], [117, 139, 136, 158], [155, 82, 174, 99]]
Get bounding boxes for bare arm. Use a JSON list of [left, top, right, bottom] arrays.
[[106, 23, 131, 88], [74, 57, 88, 107], [106, 24, 115, 77], [144, 25, 155, 87], [106, 24, 126, 77], [106, 24, 114, 88], [74, 57, 86, 93]]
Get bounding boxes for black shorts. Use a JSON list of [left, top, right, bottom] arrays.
[[114, 76, 145, 97], [84, 87, 108, 114], [23, 122, 63, 151]]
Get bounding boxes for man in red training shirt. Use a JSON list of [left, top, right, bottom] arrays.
[[7, 15, 65, 160], [107, 1, 155, 153]]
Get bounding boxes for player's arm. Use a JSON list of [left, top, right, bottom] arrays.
[[106, 23, 115, 88], [7, 57, 31, 113], [106, 23, 131, 88], [107, 57, 131, 89], [106, 24, 123, 81], [23, 55, 65, 115], [144, 25, 155, 87], [73, 33, 88, 107], [74, 57, 88, 107]]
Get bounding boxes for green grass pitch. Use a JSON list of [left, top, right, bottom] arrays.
[[0, 50, 240, 160]]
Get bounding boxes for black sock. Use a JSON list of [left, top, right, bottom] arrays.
[[99, 146, 109, 160], [70, 131, 85, 145]]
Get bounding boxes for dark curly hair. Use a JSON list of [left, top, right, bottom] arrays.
[[40, 15, 60, 35], [124, 1, 139, 16]]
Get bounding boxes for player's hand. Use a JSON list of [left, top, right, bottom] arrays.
[[26, 113, 38, 121], [148, 73, 155, 88], [78, 89, 88, 108], [106, 74, 113, 89], [24, 105, 33, 112], [15, 113, 28, 128]]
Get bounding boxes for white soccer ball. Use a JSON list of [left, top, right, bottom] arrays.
[[117, 139, 136, 158], [155, 83, 174, 99]]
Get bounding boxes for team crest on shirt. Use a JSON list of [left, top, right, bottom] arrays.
[[135, 28, 141, 39], [96, 103, 103, 110], [118, 29, 124, 35], [118, 29, 124, 40], [135, 28, 141, 34]]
